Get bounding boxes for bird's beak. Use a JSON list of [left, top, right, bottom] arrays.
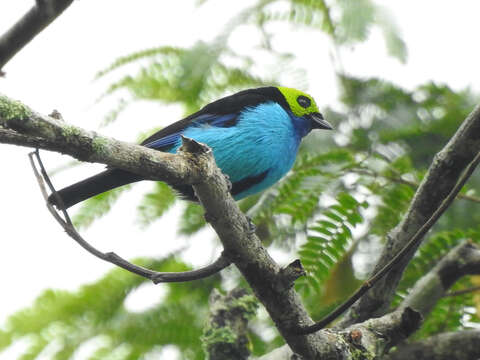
[[309, 112, 333, 130]]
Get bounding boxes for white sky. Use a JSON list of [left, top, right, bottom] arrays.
[[0, 0, 479, 358]]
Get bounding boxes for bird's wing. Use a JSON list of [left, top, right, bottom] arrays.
[[140, 87, 280, 151], [141, 113, 239, 150]]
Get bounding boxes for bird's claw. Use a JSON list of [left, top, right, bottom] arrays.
[[224, 174, 232, 192], [204, 212, 217, 224], [246, 216, 256, 235]]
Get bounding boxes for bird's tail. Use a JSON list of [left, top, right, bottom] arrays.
[[48, 169, 142, 209]]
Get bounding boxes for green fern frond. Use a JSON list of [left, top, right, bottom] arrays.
[[252, 0, 335, 35], [73, 185, 132, 229], [178, 203, 207, 236], [296, 192, 367, 298], [359, 155, 417, 236], [0, 257, 214, 359], [97, 42, 269, 122], [95, 46, 183, 79], [100, 98, 130, 127], [253, 149, 355, 224], [245, 149, 356, 246], [137, 182, 177, 228]]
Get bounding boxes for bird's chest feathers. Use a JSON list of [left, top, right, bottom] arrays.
[[183, 103, 307, 184]]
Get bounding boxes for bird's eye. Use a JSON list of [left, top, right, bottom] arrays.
[[297, 95, 311, 108]]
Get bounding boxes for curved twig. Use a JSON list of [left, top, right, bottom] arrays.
[[351, 167, 480, 204], [444, 285, 480, 298], [29, 149, 231, 283]]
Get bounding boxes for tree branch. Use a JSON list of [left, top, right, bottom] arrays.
[[400, 240, 480, 318], [445, 285, 480, 297], [351, 167, 480, 204], [258, 307, 422, 359], [0, 94, 204, 186], [339, 104, 480, 327], [384, 330, 480, 360], [0, 0, 74, 74]]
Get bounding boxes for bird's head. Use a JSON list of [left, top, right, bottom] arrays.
[[277, 86, 332, 132]]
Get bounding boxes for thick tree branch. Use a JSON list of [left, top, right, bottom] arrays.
[[176, 137, 329, 357], [343, 307, 422, 356], [384, 330, 480, 360], [339, 104, 480, 327], [257, 346, 293, 360], [400, 240, 480, 318], [0, 0, 74, 74], [0, 94, 204, 186], [258, 307, 422, 359]]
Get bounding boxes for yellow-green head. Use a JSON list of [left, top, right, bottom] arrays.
[[277, 86, 332, 130], [277, 87, 320, 117]]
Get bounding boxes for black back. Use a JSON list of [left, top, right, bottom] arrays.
[[141, 87, 287, 146]]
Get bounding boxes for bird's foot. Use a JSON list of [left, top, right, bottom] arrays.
[[246, 216, 256, 235], [204, 212, 217, 224], [224, 174, 232, 192]]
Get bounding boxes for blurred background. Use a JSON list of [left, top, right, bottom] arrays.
[[1, 0, 479, 359]]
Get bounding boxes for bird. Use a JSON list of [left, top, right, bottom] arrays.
[[48, 86, 332, 209]]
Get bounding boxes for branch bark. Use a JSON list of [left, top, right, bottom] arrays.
[[0, 95, 204, 186], [261, 240, 480, 358], [339, 104, 480, 327], [384, 330, 480, 360], [0, 0, 74, 74], [256, 307, 422, 360]]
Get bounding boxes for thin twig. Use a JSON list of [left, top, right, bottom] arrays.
[[0, 0, 74, 73], [444, 285, 480, 298], [29, 149, 231, 283], [296, 151, 480, 334], [351, 167, 480, 204]]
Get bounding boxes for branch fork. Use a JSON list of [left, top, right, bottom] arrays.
[[2, 93, 480, 359]]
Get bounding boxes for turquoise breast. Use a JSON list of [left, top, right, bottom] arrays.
[[169, 102, 304, 199]]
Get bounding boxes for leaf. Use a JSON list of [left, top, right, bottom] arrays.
[[296, 192, 367, 298], [0, 256, 215, 360], [137, 182, 176, 228], [73, 185, 131, 229], [178, 203, 206, 235]]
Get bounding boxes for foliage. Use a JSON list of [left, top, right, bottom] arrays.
[[95, 43, 268, 123], [3, 0, 480, 358], [296, 192, 368, 301], [73, 186, 131, 230], [0, 256, 219, 359], [137, 182, 176, 228]]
